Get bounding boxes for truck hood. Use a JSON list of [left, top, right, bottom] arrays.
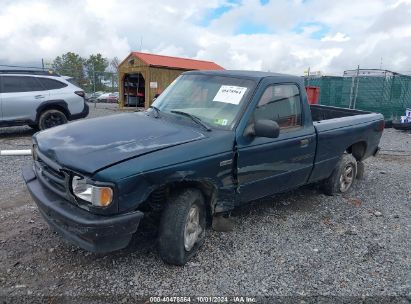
[[34, 112, 206, 174]]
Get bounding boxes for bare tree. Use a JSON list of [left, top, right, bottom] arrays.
[[109, 57, 120, 91], [110, 57, 120, 73]]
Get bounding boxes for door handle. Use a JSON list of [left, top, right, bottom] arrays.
[[300, 138, 310, 147], [35, 95, 45, 99]]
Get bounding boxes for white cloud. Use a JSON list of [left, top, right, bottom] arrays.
[[0, 0, 410, 75], [321, 33, 350, 42]]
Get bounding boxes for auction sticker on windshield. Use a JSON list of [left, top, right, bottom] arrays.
[[213, 85, 247, 105]]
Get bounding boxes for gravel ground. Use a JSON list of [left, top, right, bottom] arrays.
[[0, 106, 410, 303]]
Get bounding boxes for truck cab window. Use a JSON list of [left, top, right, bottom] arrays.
[[254, 84, 302, 131]]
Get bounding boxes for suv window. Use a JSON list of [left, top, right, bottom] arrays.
[[1, 76, 43, 93], [254, 84, 302, 131], [37, 78, 68, 90]]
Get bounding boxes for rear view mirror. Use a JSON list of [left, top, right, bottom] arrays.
[[244, 119, 280, 138]]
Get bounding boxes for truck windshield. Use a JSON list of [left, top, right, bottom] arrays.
[[152, 74, 257, 130]]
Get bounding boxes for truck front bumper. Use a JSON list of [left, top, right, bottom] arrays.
[[22, 165, 143, 253]]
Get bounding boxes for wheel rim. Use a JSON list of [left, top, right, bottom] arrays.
[[43, 113, 65, 128], [339, 163, 354, 192], [184, 205, 202, 251]]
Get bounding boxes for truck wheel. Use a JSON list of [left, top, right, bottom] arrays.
[[322, 154, 357, 196], [158, 188, 206, 265], [356, 161, 365, 179], [38, 109, 67, 130]]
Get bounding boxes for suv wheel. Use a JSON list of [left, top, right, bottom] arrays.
[[158, 188, 206, 265], [38, 109, 67, 130], [322, 154, 357, 196]]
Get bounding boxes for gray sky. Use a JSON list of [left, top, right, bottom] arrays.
[[0, 0, 410, 75]]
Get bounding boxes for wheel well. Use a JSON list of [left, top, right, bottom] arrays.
[[346, 141, 367, 161], [142, 181, 218, 223], [36, 104, 70, 123]]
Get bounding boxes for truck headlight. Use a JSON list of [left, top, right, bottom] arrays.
[[71, 176, 113, 207]]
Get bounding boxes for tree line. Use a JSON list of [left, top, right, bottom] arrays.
[[51, 52, 120, 92]]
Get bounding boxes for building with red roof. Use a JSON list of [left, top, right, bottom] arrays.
[[118, 52, 224, 108]]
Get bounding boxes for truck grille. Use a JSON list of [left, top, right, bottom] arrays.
[[33, 151, 70, 200]]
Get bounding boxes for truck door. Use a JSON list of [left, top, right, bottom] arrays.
[[236, 83, 316, 203], [0, 75, 49, 122]]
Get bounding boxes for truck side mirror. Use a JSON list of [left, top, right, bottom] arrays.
[[244, 119, 280, 138]]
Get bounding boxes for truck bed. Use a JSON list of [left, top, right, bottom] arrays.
[[308, 104, 384, 183], [310, 104, 370, 121], [311, 104, 383, 132]]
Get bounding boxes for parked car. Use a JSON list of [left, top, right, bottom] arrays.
[[84, 92, 92, 101], [0, 70, 88, 130], [96, 92, 118, 103], [87, 91, 104, 103], [23, 70, 384, 265], [107, 92, 119, 103], [96, 92, 110, 102]]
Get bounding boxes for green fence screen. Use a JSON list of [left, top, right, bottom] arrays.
[[304, 73, 411, 120]]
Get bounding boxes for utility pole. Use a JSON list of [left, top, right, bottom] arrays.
[[348, 67, 356, 109], [111, 73, 114, 92], [353, 65, 360, 109], [93, 63, 97, 109]]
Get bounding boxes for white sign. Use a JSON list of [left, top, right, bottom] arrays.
[[213, 85, 247, 105], [149, 81, 158, 89]]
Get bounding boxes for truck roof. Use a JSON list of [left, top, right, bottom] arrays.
[[183, 69, 299, 81]]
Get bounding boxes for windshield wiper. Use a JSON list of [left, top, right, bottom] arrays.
[[170, 110, 212, 131], [149, 105, 160, 118]]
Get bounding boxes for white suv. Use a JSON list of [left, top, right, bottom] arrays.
[[0, 70, 89, 130]]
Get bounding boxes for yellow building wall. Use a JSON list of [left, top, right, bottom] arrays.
[[118, 55, 190, 108], [145, 67, 186, 107]]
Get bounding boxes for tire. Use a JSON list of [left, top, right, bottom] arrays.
[[322, 154, 357, 196], [38, 109, 67, 130], [356, 161, 365, 179], [158, 188, 206, 265]]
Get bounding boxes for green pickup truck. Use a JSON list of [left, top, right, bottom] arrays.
[[23, 70, 384, 265]]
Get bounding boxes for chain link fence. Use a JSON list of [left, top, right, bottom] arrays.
[[305, 69, 411, 120]]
